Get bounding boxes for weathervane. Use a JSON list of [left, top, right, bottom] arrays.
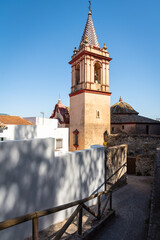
[[89, 1, 92, 13]]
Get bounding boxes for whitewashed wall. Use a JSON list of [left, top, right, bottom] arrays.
[[0, 124, 68, 152], [23, 117, 58, 128], [0, 139, 105, 240]]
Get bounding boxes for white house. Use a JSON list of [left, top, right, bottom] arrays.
[[0, 116, 69, 152]]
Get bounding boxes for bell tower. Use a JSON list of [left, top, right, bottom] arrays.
[[69, 5, 112, 151]]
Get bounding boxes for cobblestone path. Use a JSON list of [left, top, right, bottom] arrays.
[[94, 175, 153, 240]]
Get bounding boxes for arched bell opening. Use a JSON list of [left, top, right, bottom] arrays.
[[94, 62, 101, 84], [75, 64, 80, 85]]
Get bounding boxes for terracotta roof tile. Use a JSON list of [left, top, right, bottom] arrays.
[[0, 116, 34, 125]]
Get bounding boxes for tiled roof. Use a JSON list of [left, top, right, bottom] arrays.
[[0, 115, 34, 125], [111, 114, 160, 124], [111, 97, 139, 115], [79, 11, 100, 49]]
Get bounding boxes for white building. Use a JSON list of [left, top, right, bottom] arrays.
[[0, 116, 69, 152]]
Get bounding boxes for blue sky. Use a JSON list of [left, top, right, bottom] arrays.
[[0, 0, 160, 119]]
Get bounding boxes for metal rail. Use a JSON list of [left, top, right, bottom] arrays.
[[0, 162, 127, 239]]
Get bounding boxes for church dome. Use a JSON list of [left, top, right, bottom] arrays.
[[111, 97, 139, 115]]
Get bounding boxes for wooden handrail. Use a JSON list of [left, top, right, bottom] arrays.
[[0, 190, 109, 231], [0, 161, 127, 239]]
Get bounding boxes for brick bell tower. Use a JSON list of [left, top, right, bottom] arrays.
[[69, 3, 112, 151]]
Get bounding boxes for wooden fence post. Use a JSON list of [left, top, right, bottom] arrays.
[[109, 190, 112, 210], [32, 215, 38, 240], [104, 152, 107, 191], [98, 195, 101, 219], [78, 206, 83, 236]]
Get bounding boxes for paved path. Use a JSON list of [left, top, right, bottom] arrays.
[[94, 175, 153, 240]]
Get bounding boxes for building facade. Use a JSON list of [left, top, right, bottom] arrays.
[[69, 8, 112, 151], [0, 115, 69, 151], [111, 97, 160, 135], [50, 99, 69, 128]]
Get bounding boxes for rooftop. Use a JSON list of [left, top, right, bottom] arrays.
[[50, 99, 69, 124], [79, 7, 100, 49], [0, 115, 34, 125], [111, 114, 160, 124], [111, 97, 139, 115]]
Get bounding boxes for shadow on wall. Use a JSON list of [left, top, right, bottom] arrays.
[[0, 139, 105, 240], [0, 139, 56, 239], [14, 125, 38, 140]]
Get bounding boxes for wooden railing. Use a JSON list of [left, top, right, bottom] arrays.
[[0, 162, 127, 240]]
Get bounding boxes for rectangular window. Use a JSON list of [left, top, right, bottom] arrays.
[[122, 125, 124, 130], [56, 139, 63, 149], [146, 125, 149, 135], [96, 110, 100, 118], [112, 127, 114, 132]]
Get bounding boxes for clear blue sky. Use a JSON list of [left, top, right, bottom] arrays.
[[1, 0, 160, 119]]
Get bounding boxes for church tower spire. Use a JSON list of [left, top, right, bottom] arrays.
[[69, 3, 112, 151], [79, 3, 100, 49]]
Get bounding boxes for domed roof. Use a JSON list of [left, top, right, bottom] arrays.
[[111, 97, 139, 115]]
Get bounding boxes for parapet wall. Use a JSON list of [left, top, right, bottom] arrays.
[[105, 144, 128, 188], [0, 139, 127, 240]]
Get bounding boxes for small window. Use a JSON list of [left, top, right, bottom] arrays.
[[146, 125, 149, 135], [0, 137, 4, 141], [73, 129, 79, 150], [56, 139, 63, 149], [112, 127, 114, 132], [122, 125, 124, 130], [96, 110, 100, 118]]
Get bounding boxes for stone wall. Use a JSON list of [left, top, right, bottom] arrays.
[[107, 134, 160, 156], [107, 134, 160, 176], [136, 154, 155, 176], [105, 144, 128, 189], [111, 123, 160, 135], [147, 148, 160, 240]]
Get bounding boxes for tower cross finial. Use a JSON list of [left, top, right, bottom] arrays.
[[89, 1, 92, 13]]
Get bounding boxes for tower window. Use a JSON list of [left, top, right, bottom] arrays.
[[75, 64, 80, 85], [94, 62, 101, 83], [96, 110, 100, 118]]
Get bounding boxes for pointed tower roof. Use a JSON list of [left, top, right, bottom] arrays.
[[79, 9, 100, 49]]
